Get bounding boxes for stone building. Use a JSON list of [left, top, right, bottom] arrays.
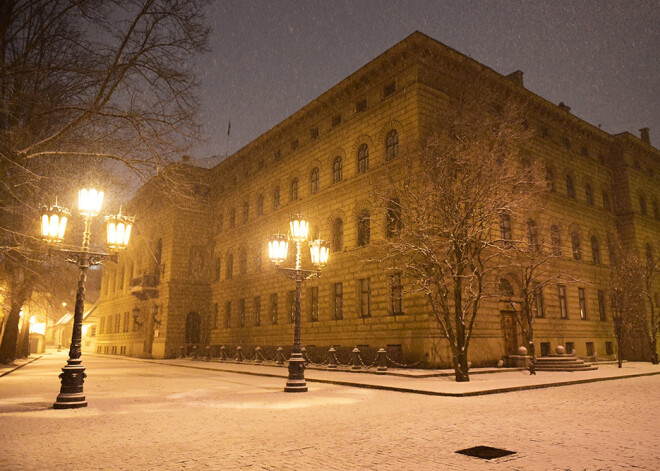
[[95, 32, 660, 366]]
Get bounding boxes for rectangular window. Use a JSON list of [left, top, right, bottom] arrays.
[[115, 313, 120, 333], [242, 202, 249, 224], [391, 273, 403, 315], [578, 288, 587, 320], [332, 114, 341, 127], [540, 342, 550, 357], [586, 341, 595, 356], [254, 296, 261, 326], [225, 301, 231, 328], [270, 293, 278, 325], [383, 81, 396, 97], [310, 127, 319, 139], [291, 139, 299, 150], [333, 282, 343, 320], [605, 341, 614, 355], [123, 311, 130, 332], [533, 284, 544, 318], [310, 287, 319, 322], [598, 290, 606, 321], [355, 99, 367, 113], [213, 303, 219, 329], [214, 258, 221, 282], [558, 285, 568, 319], [565, 341, 574, 355], [239, 298, 246, 327], [359, 278, 371, 318], [287, 290, 296, 323]]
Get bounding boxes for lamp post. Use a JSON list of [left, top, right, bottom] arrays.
[[41, 189, 134, 409], [268, 215, 329, 392]]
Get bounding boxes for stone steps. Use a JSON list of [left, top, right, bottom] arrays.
[[534, 354, 598, 372]]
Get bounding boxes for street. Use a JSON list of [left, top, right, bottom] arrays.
[[1, 352, 658, 470]]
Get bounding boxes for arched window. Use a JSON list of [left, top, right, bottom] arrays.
[[546, 167, 555, 192], [571, 232, 581, 260], [332, 218, 344, 252], [499, 278, 514, 298], [185, 312, 201, 344], [386, 198, 402, 238], [585, 183, 594, 206], [646, 243, 654, 268], [602, 190, 611, 211], [386, 130, 399, 160], [526, 219, 538, 251], [499, 213, 512, 246], [591, 236, 600, 264], [226, 253, 233, 279], [239, 248, 247, 276], [332, 156, 342, 183], [357, 144, 369, 173], [566, 175, 575, 199], [290, 178, 299, 201], [639, 193, 647, 216], [310, 167, 319, 194], [357, 210, 370, 246], [551, 225, 562, 256], [273, 186, 280, 209], [229, 208, 236, 228], [257, 194, 264, 215]]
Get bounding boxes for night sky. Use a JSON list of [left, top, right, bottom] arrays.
[[191, 0, 659, 162]]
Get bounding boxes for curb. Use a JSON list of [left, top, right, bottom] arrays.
[[0, 355, 43, 378], [87, 354, 660, 397]]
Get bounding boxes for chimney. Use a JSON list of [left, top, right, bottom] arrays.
[[181, 155, 191, 162], [640, 128, 650, 144], [505, 70, 524, 87], [558, 102, 571, 113]]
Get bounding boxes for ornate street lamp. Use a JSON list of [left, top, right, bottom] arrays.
[[268, 215, 329, 392], [41, 188, 134, 409]]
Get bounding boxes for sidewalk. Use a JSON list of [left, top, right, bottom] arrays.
[[0, 355, 42, 378], [96, 354, 660, 397]]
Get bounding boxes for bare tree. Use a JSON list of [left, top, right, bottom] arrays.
[[0, 0, 210, 363], [377, 85, 540, 382], [503, 224, 569, 374]]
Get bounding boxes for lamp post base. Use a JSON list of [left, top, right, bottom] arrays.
[[53, 360, 88, 409], [284, 353, 308, 392]]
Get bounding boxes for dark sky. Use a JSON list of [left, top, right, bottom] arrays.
[[191, 0, 659, 162]]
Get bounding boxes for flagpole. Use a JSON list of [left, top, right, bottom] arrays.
[[225, 120, 231, 158]]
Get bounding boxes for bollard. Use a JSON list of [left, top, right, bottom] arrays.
[[205, 345, 211, 361], [254, 346, 263, 364], [376, 347, 388, 373], [219, 345, 227, 361], [327, 347, 338, 369], [192, 345, 198, 360], [301, 346, 310, 364], [276, 346, 285, 365], [351, 347, 362, 370], [180, 345, 185, 359], [236, 345, 243, 362]]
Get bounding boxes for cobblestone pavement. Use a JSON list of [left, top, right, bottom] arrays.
[[1, 352, 658, 470]]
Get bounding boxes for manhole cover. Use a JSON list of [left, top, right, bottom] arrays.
[[455, 446, 516, 460]]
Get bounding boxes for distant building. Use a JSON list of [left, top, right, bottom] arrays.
[[95, 32, 659, 366]]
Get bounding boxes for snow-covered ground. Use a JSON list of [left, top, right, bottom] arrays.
[[1, 351, 658, 470]]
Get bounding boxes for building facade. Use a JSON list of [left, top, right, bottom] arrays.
[[95, 32, 660, 366]]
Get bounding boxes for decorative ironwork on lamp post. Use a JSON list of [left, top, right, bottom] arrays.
[[41, 189, 134, 409], [268, 215, 329, 392]]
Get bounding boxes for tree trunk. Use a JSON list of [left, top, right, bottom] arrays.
[[453, 350, 470, 382], [16, 314, 30, 358], [528, 340, 536, 375], [649, 337, 658, 364], [0, 302, 21, 363]]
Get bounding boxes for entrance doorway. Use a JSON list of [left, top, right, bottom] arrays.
[[500, 310, 518, 356], [185, 312, 201, 344]]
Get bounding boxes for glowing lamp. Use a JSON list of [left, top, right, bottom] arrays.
[[309, 239, 330, 268], [78, 188, 104, 217], [41, 203, 70, 244], [105, 212, 134, 251], [268, 233, 289, 265], [289, 215, 309, 243]]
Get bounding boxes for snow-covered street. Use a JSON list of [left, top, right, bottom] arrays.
[[1, 351, 658, 470]]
